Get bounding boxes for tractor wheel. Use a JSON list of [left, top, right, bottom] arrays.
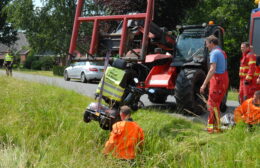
[[83, 110, 91, 123], [64, 71, 70, 81], [148, 92, 167, 104], [175, 68, 207, 115], [80, 73, 87, 83]]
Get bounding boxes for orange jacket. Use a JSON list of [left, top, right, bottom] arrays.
[[239, 50, 257, 81], [234, 98, 260, 124], [103, 119, 144, 160]]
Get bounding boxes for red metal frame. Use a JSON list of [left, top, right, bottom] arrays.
[[69, 0, 154, 61]]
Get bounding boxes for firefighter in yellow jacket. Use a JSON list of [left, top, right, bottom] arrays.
[[239, 42, 257, 103], [3, 50, 14, 76]]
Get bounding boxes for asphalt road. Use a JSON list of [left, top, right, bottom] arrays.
[[0, 70, 239, 122]]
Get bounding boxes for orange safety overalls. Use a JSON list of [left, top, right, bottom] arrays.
[[103, 119, 144, 160], [234, 98, 260, 125], [239, 51, 257, 103], [207, 48, 229, 133]]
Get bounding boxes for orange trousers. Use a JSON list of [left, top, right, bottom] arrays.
[[207, 72, 229, 132]]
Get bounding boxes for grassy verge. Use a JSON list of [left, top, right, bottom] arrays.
[[0, 77, 259, 168], [5, 68, 239, 101], [13, 69, 55, 77], [227, 89, 239, 101]]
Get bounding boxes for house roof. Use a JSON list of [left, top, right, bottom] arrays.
[[0, 32, 30, 55]]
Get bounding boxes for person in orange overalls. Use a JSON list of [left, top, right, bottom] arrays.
[[239, 42, 257, 103], [234, 90, 260, 125], [200, 35, 229, 134], [103, 106, 144, 160]]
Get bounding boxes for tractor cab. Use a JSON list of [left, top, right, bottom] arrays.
[[172, 23, 224, 72]]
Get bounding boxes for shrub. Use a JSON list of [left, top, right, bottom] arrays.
[[24, 55, 37, 69], [24, 55, 55, 70], [40, 56, 55, 70], [53, 66, 66, 76], [31, 60, 42, 70]]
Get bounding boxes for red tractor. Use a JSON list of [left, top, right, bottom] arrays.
[[69, 0, 227, 119]]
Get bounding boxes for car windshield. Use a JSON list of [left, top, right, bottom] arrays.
[[89, 62, 104, 66], [175, 34, 205, 61]]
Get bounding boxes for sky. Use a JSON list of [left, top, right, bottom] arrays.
[[33, 0, 43, 7]]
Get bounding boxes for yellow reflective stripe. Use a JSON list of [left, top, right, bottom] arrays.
[[98, 87, 122, 99], [248, 61, 256, 65], [102, 81, 124, 93], [240, 66, 249, 70], [239, 73, 247, 76], [246, 76, 252, 80], [207, 124, 214, 129], [96, 88, 122, 101], [97, 86, 124, 98], [254, 72, 260, 76], [96, 81, 125, 101], [97, 82, 124, 96]]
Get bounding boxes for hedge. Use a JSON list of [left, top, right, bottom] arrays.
[[53, 66, 66, 76]]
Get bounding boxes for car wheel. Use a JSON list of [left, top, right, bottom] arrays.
[[64, 71, 70, 81], [81, 73, 87, 83]]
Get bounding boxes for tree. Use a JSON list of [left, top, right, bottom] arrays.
[[5, 0, 99, 59], [95, 0, 200, 29], [0, 0, 17, 46], [183, 0, 256, 88]]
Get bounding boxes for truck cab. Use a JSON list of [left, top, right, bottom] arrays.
[[250, 3, 260, 56]]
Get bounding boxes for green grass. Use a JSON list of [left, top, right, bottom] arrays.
[[227, 89, 239, 101], [0, 76, 259, 168], [13, 69, 55, 77], [6, 68, 240, 101]]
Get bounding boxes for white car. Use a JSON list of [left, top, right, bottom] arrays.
[[64, 61, 105, 83]]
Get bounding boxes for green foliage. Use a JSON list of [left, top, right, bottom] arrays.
[[31, 60, 42, 70], [227, 89, 239, 101], [24, 54, 54, 70], [184, 0, 256, 88], [24, 55, 37, 69], [95, 0, 200, 28], [1, 77, 260, 167], [5, 0, 100, 58], [40, 56, 55, 70], [53, 65, 66, 76], [0, 0, 17, 46]]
